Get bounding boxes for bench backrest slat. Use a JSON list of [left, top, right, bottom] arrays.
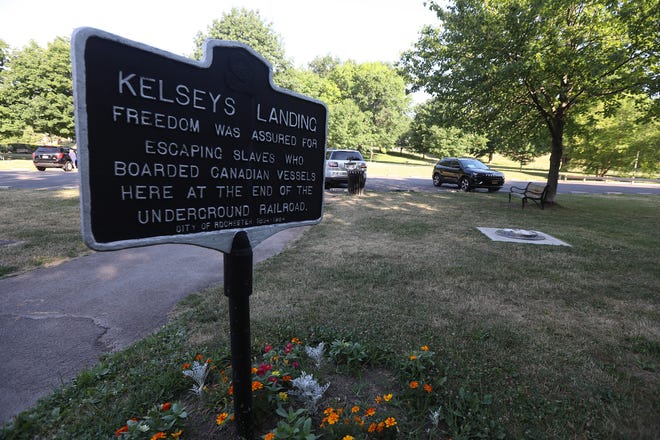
[[527, 184, 545, 195]]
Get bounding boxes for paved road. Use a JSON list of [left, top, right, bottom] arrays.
[[363, 176, 660, 195], [2, 168, 658, 195], [0, 168, 80, 189], [0, 227, 306, 424]]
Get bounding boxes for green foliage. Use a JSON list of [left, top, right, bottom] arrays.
[[329, 61, 411, 151], [328, 339, 369, 372], [441, 388, 505, 440], [307, 55, 341, 78], [271, 407, 317, 440], [0, 37, 74, 142], [566, 94, 660, 176], [409, 100, 489, 158]]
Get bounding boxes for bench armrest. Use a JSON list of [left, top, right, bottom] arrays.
[[509, 185, 527, 194]]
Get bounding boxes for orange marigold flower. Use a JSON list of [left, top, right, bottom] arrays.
[[195, 354, 204, 361], [368, 422, 377, 433], [264, 433, 275, 440], [375, 395, 383, 404], [385, 417, 397, 427], [409, 354, 417, 361], [323, 407, 334, 415], [150, 433, 167, 440], [327, 412, 340, 425], [181, 363, 190, 370], [216, 412, 229, 426], [115, 425, 129, 437], [409, 381, 420, 389], [351, 405, 360, 413], [354, 416, 364, 426], [205, 358, 212, 364], [160, 402, 171, 411], [421, 345, 429, 351], [383, 393, 393, 402], [171, 430, 183, 438], [291, 337, 302, 344], [228, 385, 233, 396], [423, 383, 433, 393], [282, 375, 292, 382], [251, 367, 258, 374], [252, 381, 264, 391], [377, 421, 385, 432], [365, 407, 376, 417], [342, 436, 355, 440]]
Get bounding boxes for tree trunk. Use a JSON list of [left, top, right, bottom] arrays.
[[545, 117, 565, 204]]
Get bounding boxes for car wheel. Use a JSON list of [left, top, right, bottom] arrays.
[[432, 173, 442, 187], [36, 167, 46, 171], [459, 177, 471, 192], [63, 161, 73, 172]]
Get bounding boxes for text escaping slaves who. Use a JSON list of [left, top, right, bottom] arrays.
[[71, 28, 328, 253]]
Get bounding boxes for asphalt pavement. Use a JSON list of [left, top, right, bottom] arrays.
[[0, 227, 306, 425]]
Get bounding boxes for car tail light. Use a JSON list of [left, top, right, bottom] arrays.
[[32, 152, 36, 159], [56, 153, 64, 159], [327, 161, 338, 168]]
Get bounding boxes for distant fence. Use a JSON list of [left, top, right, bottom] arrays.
[[559, 173, 659, 184]]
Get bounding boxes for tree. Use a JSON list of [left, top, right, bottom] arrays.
[[566, 95, 660, 176], [286, 69, 342, 105], [308, 55, 341, 78], [400, 0, 659, 203], [327, 99, 373, 150], [0, 37, 74, 142], [0, 39, 10, 71], [193, 8, 293, 86], [329, 62, 411, 152]]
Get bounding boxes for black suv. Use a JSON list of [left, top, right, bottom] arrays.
[[432, 157, 505, 192], [32, 146, 74, 171]]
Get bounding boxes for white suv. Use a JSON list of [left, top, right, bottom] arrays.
[[324, 149, 367, 189]]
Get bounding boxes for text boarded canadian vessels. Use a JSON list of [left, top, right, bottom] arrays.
[[72, 28, 327, 252]]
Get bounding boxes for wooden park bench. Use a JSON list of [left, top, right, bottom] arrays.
[[508, 182, 549, 209]]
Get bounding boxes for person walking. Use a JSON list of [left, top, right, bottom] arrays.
[[69, 149, 77, 170]]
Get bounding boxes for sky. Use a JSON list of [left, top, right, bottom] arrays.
[[0, 0, 440, 67]]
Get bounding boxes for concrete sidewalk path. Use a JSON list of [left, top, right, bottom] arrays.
[[0, 227, 306, 424]]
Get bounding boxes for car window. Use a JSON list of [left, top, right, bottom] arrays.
[[36, 147, 59, 153], [332, 151, 364, 161], [461, 159, 488, 170]]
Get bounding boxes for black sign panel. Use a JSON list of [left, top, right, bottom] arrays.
[[72, 28, 327, 252]]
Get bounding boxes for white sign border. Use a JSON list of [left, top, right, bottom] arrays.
[[71, 27, 327, 253]]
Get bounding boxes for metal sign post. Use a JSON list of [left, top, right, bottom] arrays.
[[224, 231, 254, 437], [71, 28, 327, 438]]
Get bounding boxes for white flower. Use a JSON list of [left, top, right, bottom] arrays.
[[305, 342, 325, 368], [182, 360, 210, 395], [289, 371, 330, 413], [429, 407, 442, 428]]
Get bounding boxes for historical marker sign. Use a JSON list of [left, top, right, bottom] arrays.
[[72, 28, 327, 252]]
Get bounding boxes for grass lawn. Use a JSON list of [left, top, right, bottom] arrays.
[[1, 186, 658, 439]]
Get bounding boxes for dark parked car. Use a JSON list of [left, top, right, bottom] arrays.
[[32, 146, 74, 171], [432, 157, 505, 192]]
